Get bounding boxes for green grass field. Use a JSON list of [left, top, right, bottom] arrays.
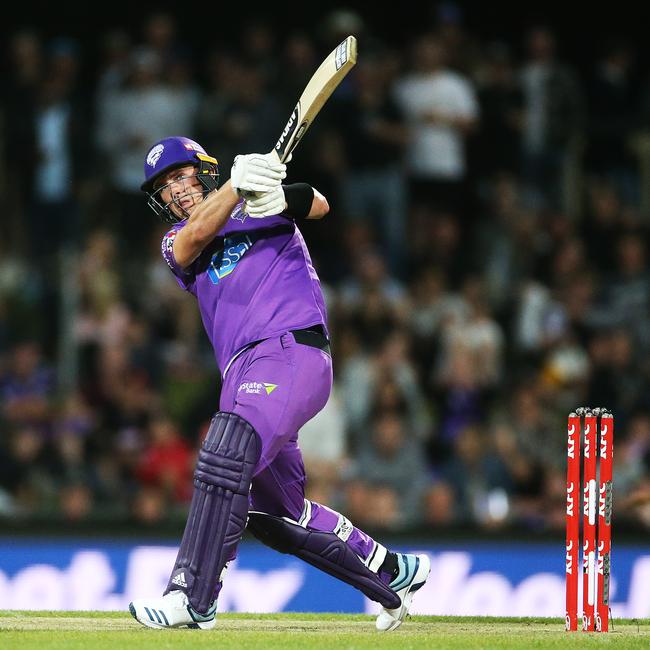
[[1, 611, 649, 649]]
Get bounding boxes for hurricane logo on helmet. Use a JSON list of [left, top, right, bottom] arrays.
[[146, 144, 165, 168]]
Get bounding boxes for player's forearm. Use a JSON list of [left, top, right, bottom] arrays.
[[306, 187, 329, 220], [174, 180, 239, 268]]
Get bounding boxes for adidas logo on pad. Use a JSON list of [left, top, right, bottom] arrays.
[[171, 572, 187, 588]]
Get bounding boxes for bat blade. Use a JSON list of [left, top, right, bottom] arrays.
[[273, 35, 357, 163]]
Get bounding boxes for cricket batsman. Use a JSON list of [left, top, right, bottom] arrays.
[[128, 136, 430, 631]]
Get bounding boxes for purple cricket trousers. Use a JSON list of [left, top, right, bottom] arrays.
[[219, 331, 383, 565]]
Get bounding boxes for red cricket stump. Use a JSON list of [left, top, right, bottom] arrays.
[[596, 413, 613, 632], [582, 412, 597, 632], [565, 413, 581, 631], [566, 407, 613, 633]]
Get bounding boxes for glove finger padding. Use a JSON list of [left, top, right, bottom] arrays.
[[247, 189, 284, 207], [237, 183, 282, 195], [231, 153, 287, 196], [234, 174, 284, 194], [247, 153, 287, 173], [242, 173, 285, 187], [246, 202, 286, 216], [245, 186, 286, 217], [242, 165, 286, 181]]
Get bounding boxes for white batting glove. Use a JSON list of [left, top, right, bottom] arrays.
[[244, 185, 287, 218], [230, 153, 286, 195]]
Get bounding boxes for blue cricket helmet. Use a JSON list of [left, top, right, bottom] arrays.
[[141, 136, 219, 223]]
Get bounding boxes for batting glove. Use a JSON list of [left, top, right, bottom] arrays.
[[230, 153, 286, 195], [244, 185, 287, 218]]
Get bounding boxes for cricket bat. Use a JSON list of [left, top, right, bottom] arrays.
[[273, 35, 357, 163]]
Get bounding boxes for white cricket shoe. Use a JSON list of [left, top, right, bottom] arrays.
[[129, 590, 216, 629], [376, 553, 431, 632]]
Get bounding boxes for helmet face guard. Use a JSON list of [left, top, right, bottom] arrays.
[[142, 137, 219, 223]]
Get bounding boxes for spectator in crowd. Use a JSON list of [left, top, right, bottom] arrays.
[[490, 420, 547, 528], [0, 426, 53, 515], [438, 275, 504, 388], [29, 38, 89, 258], [135, 415, 193, 505], [1, 341, 55, 434], [518, 26, 584, 212], [473, 173, 537, 312], [195, 50, 242, 171], [197, 58, 283, 179], [430, 1, 483, 77], [430, 344, 486, 464], [275, 32, 318, 116], [95, 29, 133, 111], [340, 328, 427, 446], [334, 53, 409, 276], [474, 42, 524, 178], [1, 15, 650, 537], [580, 180, 627, 272], [440, 424, 512, 527], [407, 265, 464, 372], [347, 409, 431, 529], [238, 21, 279, 85], [394, 33, 479, 219], [340, 242, 406, 300], [141, 12, 182, 72], [584, 39, 642, 207], [1, 29, 42, 252], [95, 47, 181, 251], [604, 232, 650, 350]]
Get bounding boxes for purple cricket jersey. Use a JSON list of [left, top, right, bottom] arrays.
[[161, 202, 329, 374]]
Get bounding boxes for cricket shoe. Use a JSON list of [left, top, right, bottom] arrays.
[[376, 553, 431, 632], [129, 590, 216, 629]]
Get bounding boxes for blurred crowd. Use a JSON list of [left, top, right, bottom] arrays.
[[1, 6, 650, 534]]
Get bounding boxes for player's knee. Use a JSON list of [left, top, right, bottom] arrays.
[[194, 412, 261, 493], [247, 511, 303, 554]]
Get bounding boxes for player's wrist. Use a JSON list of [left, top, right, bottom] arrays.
[[283, 183, 314, 220]]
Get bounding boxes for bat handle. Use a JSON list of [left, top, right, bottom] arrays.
[[270, 148, 286, 164]]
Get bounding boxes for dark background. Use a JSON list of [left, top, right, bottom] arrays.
[[6, 2, 646, 74], [2, 0, 649, 539]]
